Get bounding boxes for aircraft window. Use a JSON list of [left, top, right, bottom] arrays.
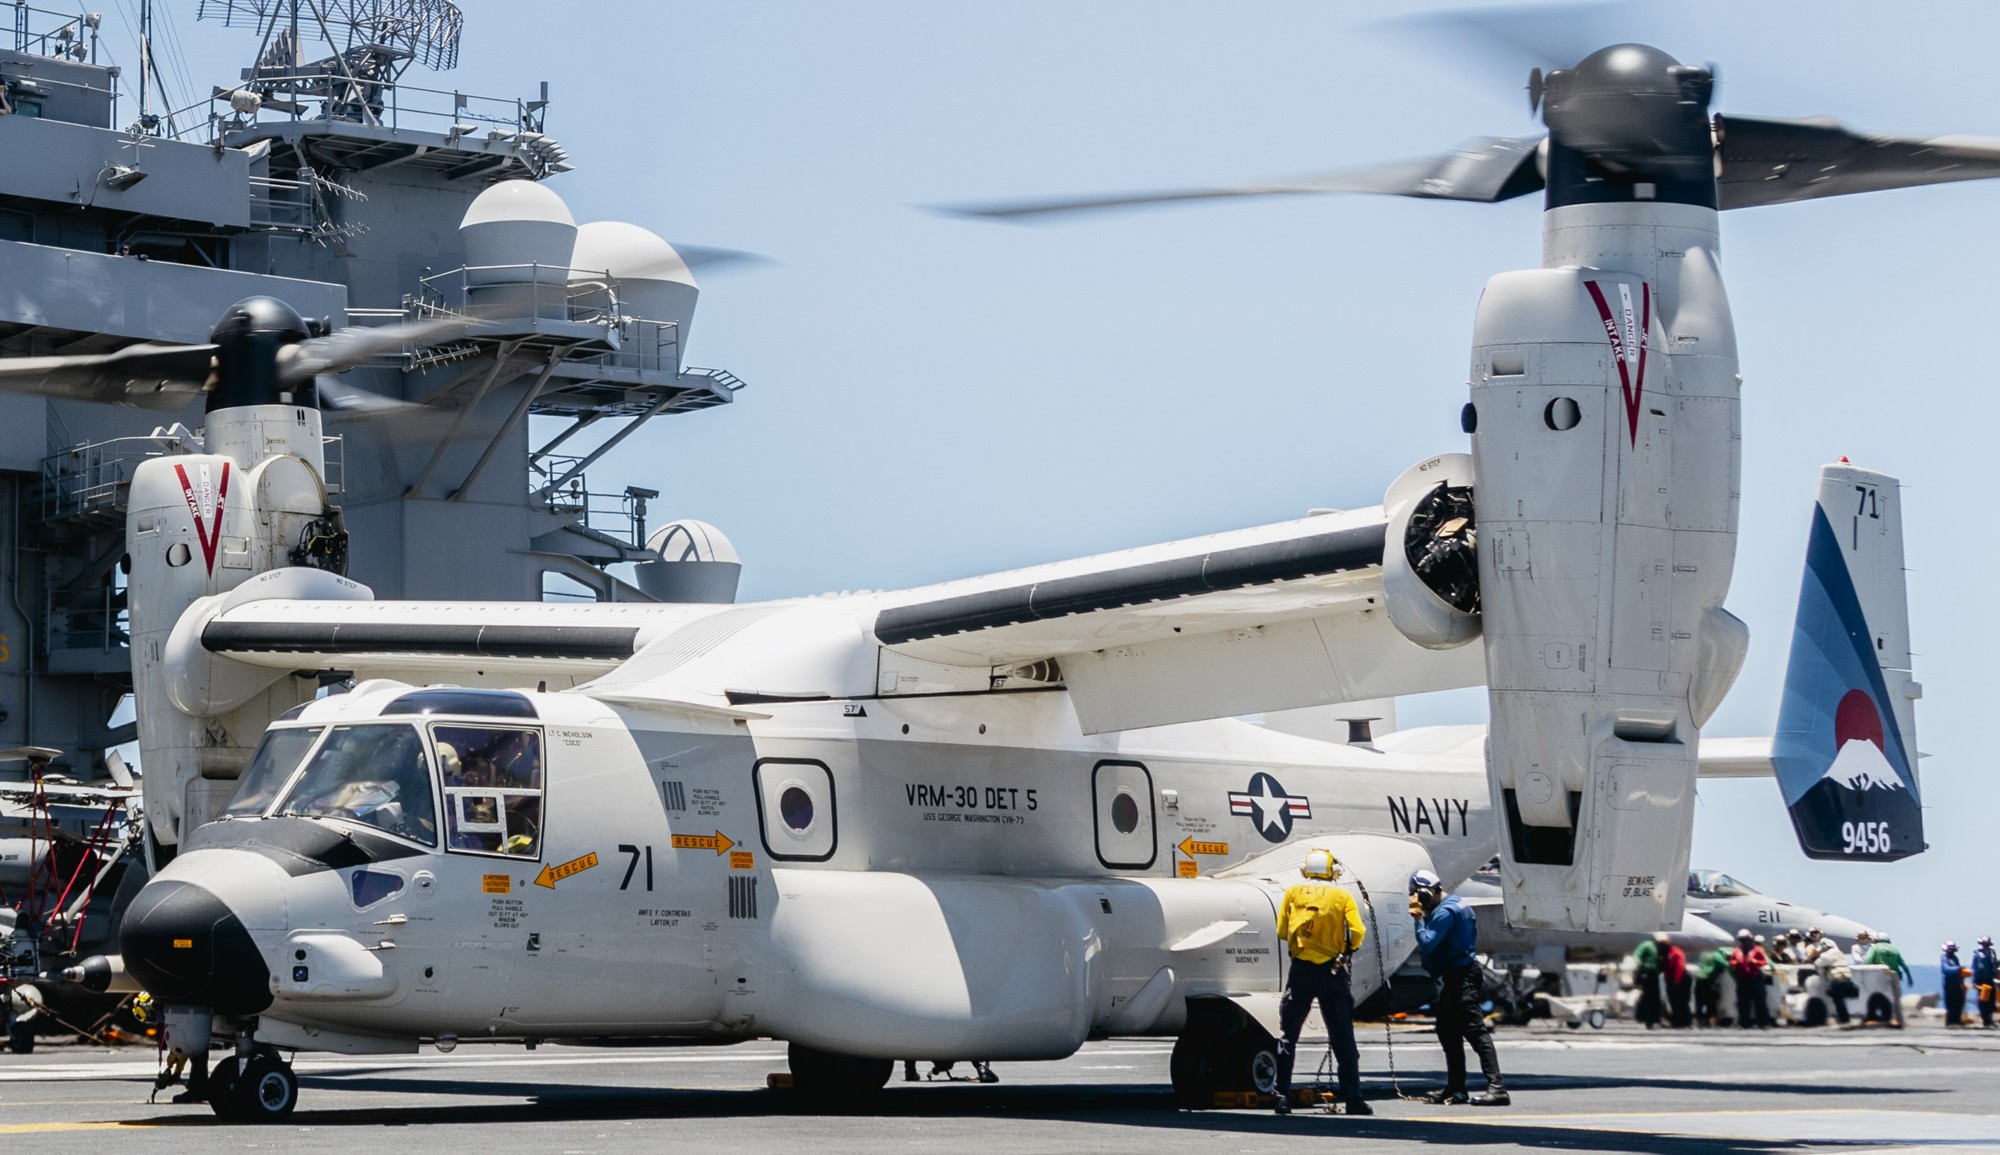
[[1707, 873, 1758, 897], [434, 724, 544, 858], [275, 724, 438, 846], [223, 726, 324, 818], [1689, 869, 1758, 897], [383, 689, 538, 718], [778, 786, 813, 832]]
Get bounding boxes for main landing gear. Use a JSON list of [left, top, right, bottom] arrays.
[[786, 1042, 894, 1101], [1170, 998, 1280, 1109]]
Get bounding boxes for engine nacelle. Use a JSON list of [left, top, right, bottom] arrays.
[[128, 406, 348, 854], [1381, 454, 1481, 650]]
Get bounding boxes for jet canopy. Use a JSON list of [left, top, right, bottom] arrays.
[[1687, 870, 1760, 898]]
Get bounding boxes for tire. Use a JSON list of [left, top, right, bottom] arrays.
[[207, 1056, 243, 1119], [1866, 994, 1893, 1024], [7, 1016, 34, 1055], [1169, 1027, 1278, 1107], [1803, 999, 1828, 1028], [785, 1043, 892, 1102], [1586, 1009, 1607, 1030], [230, 1054, 298, 1121], [1242, 1038, 1279, 1096]]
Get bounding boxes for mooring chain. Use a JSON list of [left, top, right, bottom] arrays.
[[1312, 876, 1420, 1111]]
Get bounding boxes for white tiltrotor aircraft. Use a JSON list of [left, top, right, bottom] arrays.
[[21, 41, 1965, 1118]]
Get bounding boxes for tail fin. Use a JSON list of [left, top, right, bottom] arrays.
[[1772, 462, 1924, 860]]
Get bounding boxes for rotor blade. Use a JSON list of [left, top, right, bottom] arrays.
[[1718, 115, 2000, 210], [276, 317, 485, 384], [941, 137, 1546, 222], [0, 342, 214, 409], [668, 243, 774, 276], [311, 374, 428, 415], [1375, 1, 1691, 97]]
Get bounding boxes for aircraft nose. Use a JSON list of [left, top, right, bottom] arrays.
[[119, 879, 272, 1014]]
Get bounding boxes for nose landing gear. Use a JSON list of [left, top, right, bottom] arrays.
[[210, 1048, 299, 1121]]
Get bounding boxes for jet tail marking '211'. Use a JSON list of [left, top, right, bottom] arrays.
[[1386, 796, 1472, 837]]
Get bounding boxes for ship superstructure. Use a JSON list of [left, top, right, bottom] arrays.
[[0, 0, 742, 788]]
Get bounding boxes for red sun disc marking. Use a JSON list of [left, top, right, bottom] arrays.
[[1833, 688, 1884, 751]]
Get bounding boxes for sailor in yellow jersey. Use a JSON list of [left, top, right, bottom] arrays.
[[1273, 848, 1370, 1116]]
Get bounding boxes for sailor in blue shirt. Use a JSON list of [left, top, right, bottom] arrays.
[[1409, 869, 1507, 1106]]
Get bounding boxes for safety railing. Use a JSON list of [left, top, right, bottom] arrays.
[[417, 262, 619, 329], [528, 455, 650, 548], [40, 431, 344, 527]]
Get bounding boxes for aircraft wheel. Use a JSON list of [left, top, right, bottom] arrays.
[[207, 1056, 243, 1119], [7, 1015, 34, 1054], [1170, 1028, 1278, 1108], [785, 1042, 892, 1101], [231, 1053, 299, 1121]]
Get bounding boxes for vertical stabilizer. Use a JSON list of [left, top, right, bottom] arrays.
[[1772, 463, 1923, 860]]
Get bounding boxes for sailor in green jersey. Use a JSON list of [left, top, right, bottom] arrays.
[[1861, 933, 1912, 1027]]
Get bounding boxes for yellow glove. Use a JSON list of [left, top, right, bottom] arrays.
[[1408, 894, 1426, 918]]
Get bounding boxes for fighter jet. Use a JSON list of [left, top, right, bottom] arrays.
[[1682, 869, 1876, 950]]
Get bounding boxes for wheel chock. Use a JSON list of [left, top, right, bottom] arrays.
[[766, 1072, 794, 1089]]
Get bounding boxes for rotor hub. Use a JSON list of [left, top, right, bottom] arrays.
[[1540, 44, 1714, 178]]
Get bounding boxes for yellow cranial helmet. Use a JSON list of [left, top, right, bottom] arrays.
[[1301, 848, 1341, 881]]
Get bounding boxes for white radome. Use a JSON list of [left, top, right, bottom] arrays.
[[647, 519, 739, 565]]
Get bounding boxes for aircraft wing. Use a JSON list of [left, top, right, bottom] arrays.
[[865, 507, 1486, 733]]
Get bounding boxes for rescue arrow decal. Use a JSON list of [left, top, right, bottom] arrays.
[[173, 461, 231, 574], [671, 831, 736, 856], [533, 851, 599, 889], [1584, 279, 1651, 447], [1177, 837, 1228, 858]]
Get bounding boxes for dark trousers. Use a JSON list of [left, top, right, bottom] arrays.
[[1733, 972, 1764, 1027], [1827, 977, 1857, 1025], [1634, 971, 1663, 1026], [1694, 976, 1722, 1026], [1668, 975, 1692, 1028], [1275, 958, 1360, 1102], [1945, 982, 1966, 1026], [1435, 963, 1502, 1093]]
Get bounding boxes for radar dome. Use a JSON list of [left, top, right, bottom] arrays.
[[459, 180, 576, 293], [634, 519, 741, 603], [570, 221, 699, 366]]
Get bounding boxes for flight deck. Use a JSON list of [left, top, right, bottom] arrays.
[[0, 1023, 1991, 1153]]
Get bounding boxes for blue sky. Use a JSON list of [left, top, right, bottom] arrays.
[[144, 1, 1992, 983]]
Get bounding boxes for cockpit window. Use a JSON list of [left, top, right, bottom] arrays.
[[274, 724, 438, 846], [223, 726, 324, 818], [434, 724, 543, 859], [1689, 870, 1758, 898]]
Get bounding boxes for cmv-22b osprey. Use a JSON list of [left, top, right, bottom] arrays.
[[15, 39, 1959, 1119]]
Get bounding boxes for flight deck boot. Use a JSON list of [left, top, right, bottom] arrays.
[[1469, 1080, 1510, 1107]]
